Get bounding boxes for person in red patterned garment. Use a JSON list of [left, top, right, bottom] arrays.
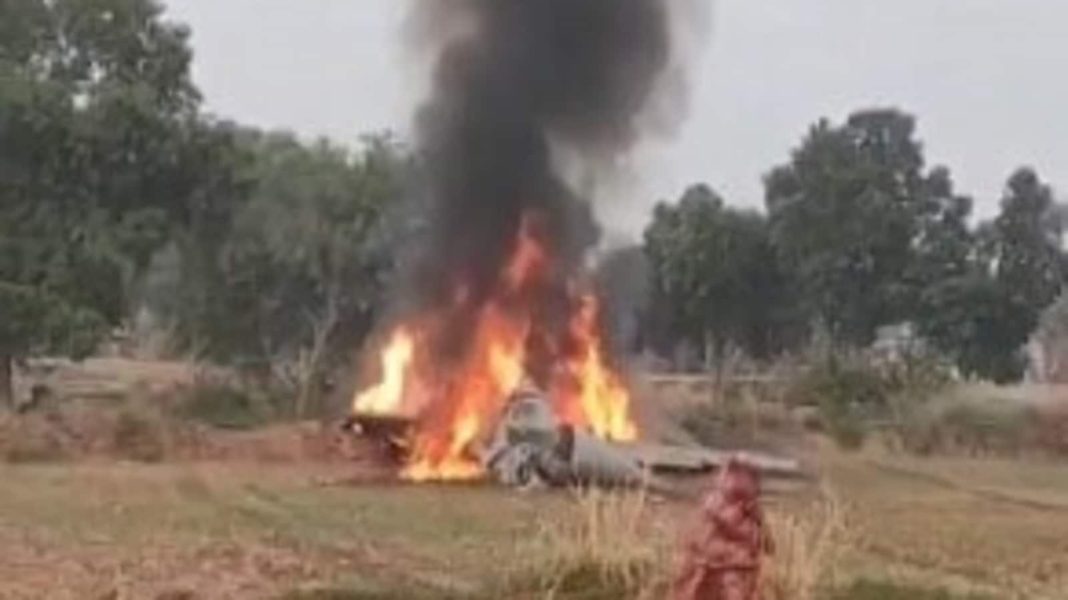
[[672, 458, 772, 600]]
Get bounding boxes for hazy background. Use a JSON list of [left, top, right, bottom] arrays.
[[163, 0, 1068, 235]]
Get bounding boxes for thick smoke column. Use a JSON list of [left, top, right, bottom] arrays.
[[409, 0, 678, 372], [351, 0, 692, 477]]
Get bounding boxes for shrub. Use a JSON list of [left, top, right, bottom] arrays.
[[786, 358, 887, 450], [1033, 402, 1068, 455], [878, 353, 954, 399], [678, 390, 801, 452], [112, 408, 167, 462], [174, 380, 281, 430], [678, 399, 743, 448], [893, 396, 1068, 458], [0, 415, 70, 463], [786, 358, 884, 409], [786, 352, 953, 451], [940, 401, 1031, 456], [822, 410, 867, 451]]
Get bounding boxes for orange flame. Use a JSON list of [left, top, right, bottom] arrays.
[[351, 212, 638, 481], [552, 292, 638, 441], [403, 298, 530, 481], [352, 326, 416, 416]]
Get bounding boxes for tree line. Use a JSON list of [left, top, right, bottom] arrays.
[[642, 110, 1066, 383], [2, 1, 1064, 411], [0, 0, 407, 409]]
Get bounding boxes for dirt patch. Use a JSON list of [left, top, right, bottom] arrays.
[[0, 529, 358, 600]]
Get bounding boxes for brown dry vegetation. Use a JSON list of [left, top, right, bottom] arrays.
[[1, 361, 1067, 599], [0, 463, 567, 599], [824, 445, 1068, 598], [2, 445, 1064, 599]]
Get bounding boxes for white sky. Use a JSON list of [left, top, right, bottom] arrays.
[[164, 0, 1068, 237]]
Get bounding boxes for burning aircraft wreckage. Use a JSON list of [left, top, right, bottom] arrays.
[[343, 0, 798, 490]]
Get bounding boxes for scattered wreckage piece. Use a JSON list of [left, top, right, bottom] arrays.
[[482, 385, 648, 489], [341, 413, 411, 465], [482, 384, 801, 489], [619, 443, 802, 478], [345, 383, 802, 490]]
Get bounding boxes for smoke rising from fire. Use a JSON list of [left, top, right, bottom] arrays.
[[408, 0, 688, 363], [351, 1, 697, 479]]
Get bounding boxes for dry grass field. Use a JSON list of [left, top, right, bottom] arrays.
[[818, 445, 1068, 599], [0, 446, 1065, 598], [0, 462, 571, 598], [1, 361, 1066, 598]]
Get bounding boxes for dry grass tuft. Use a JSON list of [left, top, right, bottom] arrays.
[[0, 412, 72, 463], [111, 406, 169, 462], [504, 481, 852, 600], [510, 484, 851, 600], [504, 484, 672, 599], [761, 488, 851, 600]]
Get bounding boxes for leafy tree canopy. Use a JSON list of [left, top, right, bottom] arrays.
[[764, 109, 934, 346], [0, 0, 211, 405], [144, 132, 408, 414], [919, 168, 1067, 382], [644, 184, 801, 366]]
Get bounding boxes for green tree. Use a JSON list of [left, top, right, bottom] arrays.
[[140, 121, 258, 359], [0, 0, 204, 406], [917, 168, 1065, 382], [644, 184, 799, 370], [149, 132, 406, 415], [916, 273, 1030, 383], [908, 166, 975, 287], [765, 108, 1064, 382], [991, 168, 1066, 310], [765, 109, 930, 346]]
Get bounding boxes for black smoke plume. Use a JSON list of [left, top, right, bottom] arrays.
[[406, 0, 681, 371]]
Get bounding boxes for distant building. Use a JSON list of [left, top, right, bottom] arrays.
[[871, 322, 922, 362]]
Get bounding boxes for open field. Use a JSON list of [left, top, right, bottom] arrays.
[[1, 445, 1066, 599], [818, 445, 1068, 599], [0, 462, 572, 599], [3, 360, 1067, 598]]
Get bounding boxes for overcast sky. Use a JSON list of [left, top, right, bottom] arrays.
[[163, 0, 1067, 236]]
